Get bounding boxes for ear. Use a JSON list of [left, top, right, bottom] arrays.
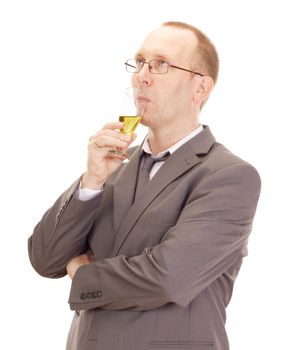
[[193, 76, 214, 104]]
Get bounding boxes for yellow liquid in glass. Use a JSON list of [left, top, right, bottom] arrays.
[[119, 116, 141, 136]]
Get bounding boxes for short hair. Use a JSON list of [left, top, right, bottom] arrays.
[[162, 21, 219, 85]]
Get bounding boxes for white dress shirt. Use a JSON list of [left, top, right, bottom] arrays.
[[78, 124, 203, 201]]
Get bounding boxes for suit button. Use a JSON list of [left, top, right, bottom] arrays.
[[80, 290, 102, 300], [91, 290, 102, 298]]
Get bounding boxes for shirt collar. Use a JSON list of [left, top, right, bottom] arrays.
[[142, 124, 204, 157]]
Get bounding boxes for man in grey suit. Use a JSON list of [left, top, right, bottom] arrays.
[[28, 21, 261, 350]]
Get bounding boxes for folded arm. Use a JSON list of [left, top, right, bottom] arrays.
[[28, 122, 134, 278], [68, 162, 261, 311], [28, 179, 103, 278]]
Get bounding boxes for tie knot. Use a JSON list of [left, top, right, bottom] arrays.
[[142, 152, 170, 170]]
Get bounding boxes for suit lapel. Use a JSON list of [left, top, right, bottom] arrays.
[[112, 146, 142, 233], [112, 126, 216, 256]]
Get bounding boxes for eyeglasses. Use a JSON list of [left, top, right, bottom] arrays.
[[125, 58, 204, 76]]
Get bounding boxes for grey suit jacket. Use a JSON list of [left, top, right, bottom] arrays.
[[28, 126, 261, 350]]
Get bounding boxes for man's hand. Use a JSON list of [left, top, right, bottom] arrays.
[[81, 122, 136, 190], [66, 250, 95, 279]]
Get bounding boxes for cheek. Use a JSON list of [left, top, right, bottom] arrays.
[[131, 75, 138, 87]]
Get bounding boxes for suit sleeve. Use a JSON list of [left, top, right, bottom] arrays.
[[28, 179, 103, 278], [68, 162, 261, 311]]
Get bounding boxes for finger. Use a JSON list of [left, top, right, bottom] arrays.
[[91, 135, 130, 149], [89, 129, 126, 141], [100, 129, 131, 142], [88, 144, 128, 161], [107, 150, 129, 160], [86, 250, 96, 263], [90, 129, 130, 145], [101, 121, 125, 131]]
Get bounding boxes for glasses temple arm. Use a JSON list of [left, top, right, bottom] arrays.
[[170, 64, 204, 76]]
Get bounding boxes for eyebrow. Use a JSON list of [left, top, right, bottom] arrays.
[[134, 53, 170, 61]]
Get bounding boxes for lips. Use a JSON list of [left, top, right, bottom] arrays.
[[136, 96, 150, 103], [135, 96, 150, 116]]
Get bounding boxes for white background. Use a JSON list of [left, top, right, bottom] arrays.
[[0, 0, 289, 349]]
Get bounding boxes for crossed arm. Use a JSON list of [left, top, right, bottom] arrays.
[[66, 250, 95, 279], [38, 162, 261, 312]]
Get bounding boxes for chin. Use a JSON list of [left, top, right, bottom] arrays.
[[140, 115, 151, 127]]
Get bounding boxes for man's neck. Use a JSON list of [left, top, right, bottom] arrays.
[[147, 120, 200, 154]]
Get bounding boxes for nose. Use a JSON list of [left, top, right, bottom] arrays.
[[135, 63, 153, 87]]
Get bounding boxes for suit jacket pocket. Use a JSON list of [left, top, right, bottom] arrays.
[[147, 340, 213, 349]]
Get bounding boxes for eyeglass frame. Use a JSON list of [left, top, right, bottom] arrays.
[[125, 58, 204, 76]]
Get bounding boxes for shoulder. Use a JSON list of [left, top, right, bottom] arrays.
[[203, 141, 261, 194]]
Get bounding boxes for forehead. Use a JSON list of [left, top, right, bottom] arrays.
[[135, 26, 198, 63]]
